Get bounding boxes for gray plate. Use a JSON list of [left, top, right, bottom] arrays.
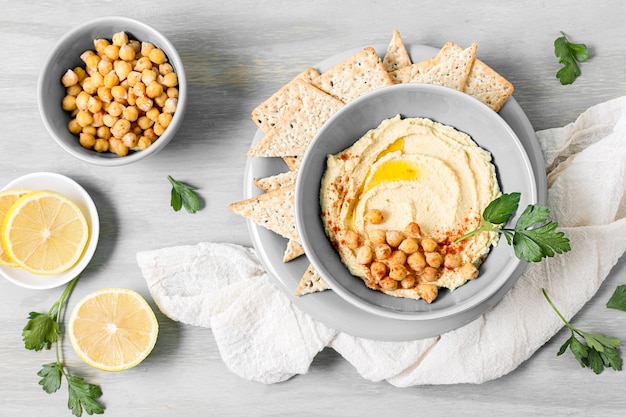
[[243, 44, 547, 341]]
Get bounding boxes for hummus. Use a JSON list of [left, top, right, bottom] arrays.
[[320, 115, 500, 303]]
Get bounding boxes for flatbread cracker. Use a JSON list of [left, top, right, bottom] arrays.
[[227, 185, 299, 241], [294, 264, 330, 296], [250, 67, 320, 134], [254, 170, 298, 192], [246, 80, 344, 157], [283, 156, 301, 171], [382, 30, 412, 72], [283, 238, 304, 262], [439, 42, 514, 111], [311, 47, 394, 103], [410, 42, 477, 91]]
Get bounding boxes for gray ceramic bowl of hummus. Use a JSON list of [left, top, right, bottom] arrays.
[[295, 83, 538, 321]]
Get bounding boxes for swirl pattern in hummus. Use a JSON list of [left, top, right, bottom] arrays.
[[320, 115, 500, 302]]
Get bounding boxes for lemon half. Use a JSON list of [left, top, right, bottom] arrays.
[[68, 288, 159, 372]]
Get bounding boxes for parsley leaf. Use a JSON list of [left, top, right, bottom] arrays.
[[607, 284, 626, 311], [554, 31, 589, 85], [167, 175, 201, 213], [543, 288, 622, 374], [455, 193, 571, 262], [23, 277, 105, 416]]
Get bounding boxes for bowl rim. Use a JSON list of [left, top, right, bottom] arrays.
[[37, 15, 187, 167], [295, 82, 537, 321], [0, 172, 100, 290]]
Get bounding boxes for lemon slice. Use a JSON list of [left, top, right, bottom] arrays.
[[1, 190, 89, 275], [0, 188, 33, 267], [68, 288, 159, 372]]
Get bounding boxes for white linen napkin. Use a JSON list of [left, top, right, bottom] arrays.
[[137, 96, 626, 386]]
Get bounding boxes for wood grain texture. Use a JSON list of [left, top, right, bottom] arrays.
[[1, 1, 625, 416]]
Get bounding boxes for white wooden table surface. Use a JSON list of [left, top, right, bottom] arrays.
[[1, 1, 625, 416]]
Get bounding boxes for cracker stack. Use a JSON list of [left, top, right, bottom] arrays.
[[228, 30, 515, 296]]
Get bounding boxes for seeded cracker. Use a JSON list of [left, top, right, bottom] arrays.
[[227, 185, 299, 242], [410, 42, 477, 91], [250, 67, 320, 134], [382, 30, 412, 72], [254, 170, 298, 192], [294, 264, 330, 296], [283, 238, 304, 263], [246, 79, 344, 157], [311, 47, 394, 103], [283, 156, 301, 171]]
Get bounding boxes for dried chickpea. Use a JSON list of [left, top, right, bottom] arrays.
[[75, 110, 93, 128], [61, 69, 79, 87], [140, 42, 155, 57], [103, 114, 118, 127], [134, 56, 152, 72], [136, 136, 152, 150], [112, 31, 128, 47], [385, 230, 404, 248], [387, 250, 407, 265], [79, 132, 96, 149], [114, 60, 132, 81], [418, 284, 438, 303], [118, 43, 136, 61], [158, 63, 173, 75], [444, 253, 462, 269], [157, 112, 172, 128], [108, 138, 128, 156], [370, 262, 387, 281], [68, 119, 82, 135], [132, 82, 146, 97], [460, 263, 479, 280], [62, 95, 77, 111], [84, 53, 100, 70], [90, 72, 104, 88], [153, 122, 166, 136], [398, 237, 419, 254], [128, 39, 141, 53], [121, 132, 138, 148], [148, 48, 167, 65], [66, 84, 82, 97], [137, 115, 153, 130], [154, 92, 168, 108], [94, 38, 109, 54], [136, 96, 153, 112], [400, 276, 416, 289], [161, 72, 178, 88], [163, 97, 177, 113], [141, 68, 158, 85], [73, 66, 87, 82], [344, 229, 360, 249], [97, 86, 113, 103], [97, 126, 111, 139], [425, 252, 443, 268], [388, 264, 408, 281], [82, 125, 97, 136], [379, 277, 398, 291], [407, 252, 426, 272], [97, 59, 113, 76], [111, 85, 127, 101], [368, 229, 386, 245], [127, 71, 142, 87], [91, 111, 105, 127], [103, 71, 119, 88], [355, 246, 373, 265], [107, 101, 124, 117], [404, 222, 422, 238], [364, 209, 383, 224], [166, 87, 179, 98], [421, 266, 439, 282], [421, 238, 438, 252], [81, 77, 98, 95], [104, 44, 120, 61], [146, 80, 164, 99], [93, 138, 109, 152], [111, 118, 131, 138], [87, 96, 102, 113], [122, 106, 139, 122], [374, 243, 392, 260]]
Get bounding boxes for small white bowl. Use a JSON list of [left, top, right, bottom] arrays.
[[0, 172, 100, 289], [37, 16, 187, 166]]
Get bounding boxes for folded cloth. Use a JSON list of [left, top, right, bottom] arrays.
[[137, 97, 626, 386]]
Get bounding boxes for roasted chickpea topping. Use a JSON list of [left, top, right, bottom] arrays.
[[364, 209, 384, 224], [61, 31, 179, 155], [342, 216, 484, 303]]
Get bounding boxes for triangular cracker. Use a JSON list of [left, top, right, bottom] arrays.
[[227, 185, 299, 241], [311, 47, 394, 103], [254, 170, 298, 192], [389, 64, 413, 84], [411, 42, 477, 91], [294, 264, 330, 296], [246, 80, 344, 157], [283, 156, 301, 171], [382, 30, 412, 72], [250, 67, 320, 134], [283, 238, 304, 262]]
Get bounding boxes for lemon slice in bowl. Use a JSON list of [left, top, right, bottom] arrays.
[[2, 190, 89, 275], [0, 188, 33, 267], [68, 288, 159, 372]]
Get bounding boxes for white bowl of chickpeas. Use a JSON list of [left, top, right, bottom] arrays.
[[295, 83, 539, 323], [38, 16, 186, 166]]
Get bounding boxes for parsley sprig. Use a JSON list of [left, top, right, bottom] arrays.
[[543, 288, 622, 374], [22, 277, 104, 417], [455, 192, 571, 262], [167, 175, 201, 213], [554, 31, 589, 85]]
